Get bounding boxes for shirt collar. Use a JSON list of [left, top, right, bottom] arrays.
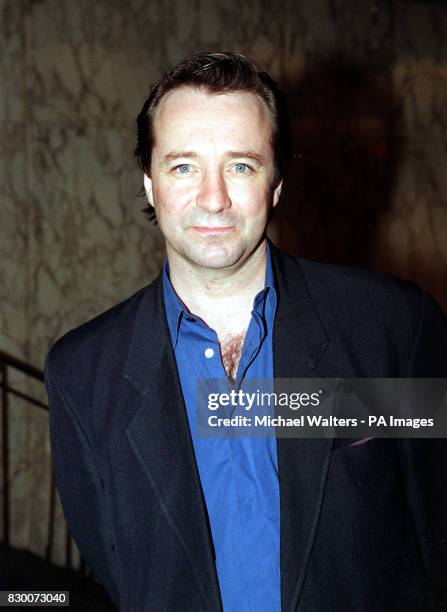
[[162, 261, 186, 348], [264, 239, 275, 289], [162, 239, 277, 347]]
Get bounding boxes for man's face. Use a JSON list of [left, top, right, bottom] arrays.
[[144, 86, 282, 271]]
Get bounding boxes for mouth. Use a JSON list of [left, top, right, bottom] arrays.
[[191, 226, 234, 235]]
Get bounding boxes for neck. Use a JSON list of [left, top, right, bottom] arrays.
[[167, 240, 268, 334]]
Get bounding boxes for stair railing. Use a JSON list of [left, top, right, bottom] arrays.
[[0, 349, 78, 569]]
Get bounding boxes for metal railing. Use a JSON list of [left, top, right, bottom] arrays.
[[0, 349, 79, 569]]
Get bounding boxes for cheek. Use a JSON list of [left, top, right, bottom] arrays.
[[229, 182, 272, 214], [154, 181, 192, 215]]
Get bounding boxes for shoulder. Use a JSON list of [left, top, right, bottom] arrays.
[[45, 276, 161, 393], [274, 247, 446, 376], [275, 246, 424, 328], [298, 256, 424, 323]]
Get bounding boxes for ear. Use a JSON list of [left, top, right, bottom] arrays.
[[272, 178, 283, 208], [143, 173, 154, 207]]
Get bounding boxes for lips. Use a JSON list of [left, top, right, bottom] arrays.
[[191, 226, 233, 234]]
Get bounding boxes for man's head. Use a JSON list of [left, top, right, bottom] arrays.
[[135, 52, 289, 272]]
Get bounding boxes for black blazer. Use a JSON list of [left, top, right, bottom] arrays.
[[45, 245, 447, 612]]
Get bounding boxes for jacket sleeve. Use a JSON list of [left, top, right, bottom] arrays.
[[45, 347, 120, 608], [398, 289, 447, 610]]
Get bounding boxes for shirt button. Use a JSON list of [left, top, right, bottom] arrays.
[[204, 348, 214, 358]]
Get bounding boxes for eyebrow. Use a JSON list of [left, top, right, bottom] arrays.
[[226, 151, 266, 164], [161, 150, 266, 165], [162, 151, 198, 163]]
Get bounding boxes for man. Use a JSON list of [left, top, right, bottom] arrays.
[[45, 52, 447, 611]]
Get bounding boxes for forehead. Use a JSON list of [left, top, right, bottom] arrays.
[[151, 86, 273, 154]]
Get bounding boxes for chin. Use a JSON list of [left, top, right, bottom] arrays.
[[185, 243, 245, 270]]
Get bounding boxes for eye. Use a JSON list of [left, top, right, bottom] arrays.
[[234, 163, 250, 174], [174, 164, 192, 175]]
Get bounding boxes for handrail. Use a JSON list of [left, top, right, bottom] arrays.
[[0, 350, 44, 382], [0, 349, 77, 570], [1, 362, 8, 546]]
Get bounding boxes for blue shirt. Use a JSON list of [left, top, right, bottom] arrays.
[[162, 243, 280, 612]]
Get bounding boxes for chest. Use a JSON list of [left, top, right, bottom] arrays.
[[219, 332, 246, 382]]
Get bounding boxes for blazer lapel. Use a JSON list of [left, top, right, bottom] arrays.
[[271, 245, 333, 612], [123, 275, 222, 612]]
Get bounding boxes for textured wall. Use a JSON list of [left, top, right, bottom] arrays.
[[373, 2, 447, 302], [275, 2, 447, 312], [0, 0, 446, 564]]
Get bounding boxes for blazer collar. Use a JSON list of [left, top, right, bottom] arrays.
[[270, 240, 329, 375], [123, 276, 168, 395]]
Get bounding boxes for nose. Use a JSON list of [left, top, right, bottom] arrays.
[[195, 170, 232, 213]]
